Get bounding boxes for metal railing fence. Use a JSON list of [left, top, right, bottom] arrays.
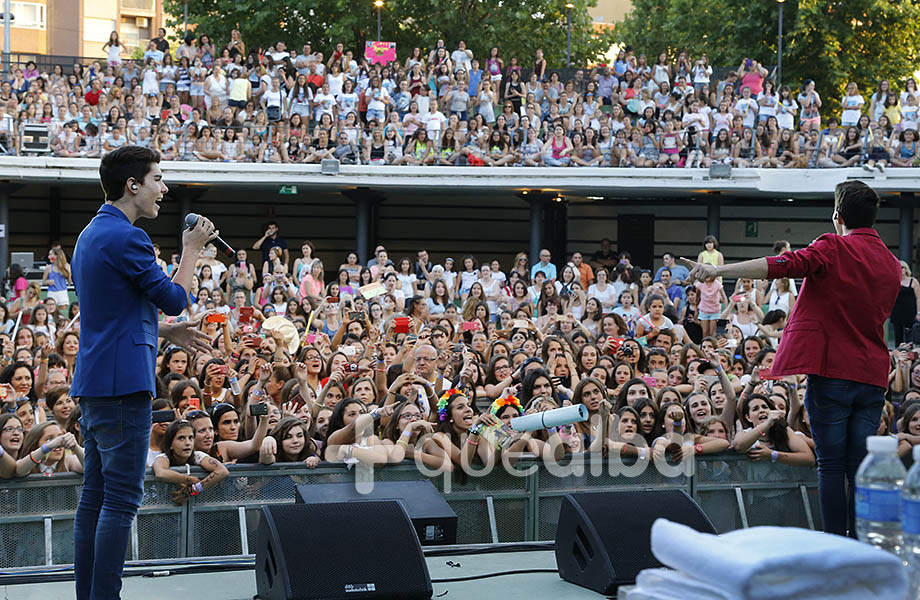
[[0, 453, 818, 568]]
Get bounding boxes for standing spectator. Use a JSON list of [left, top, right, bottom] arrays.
[[735, 58, 767, 95], [798, 79, 822, 131], [531, 249, 557, 281], [103, 32, 123, 70], [571, 251, 594, 288], [151, 28, 170, 54], [253, 221, 289, 268], [451, 40, 473, 74], [42, 248, 72, 308], [890, 260, 920, 346], [840, 81, 865, 127]]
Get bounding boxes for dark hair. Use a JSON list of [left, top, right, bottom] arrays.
[[99, 145, 161, 201], [0, 361, 36, 404], [772, 240, 790, 254], [738, 393, 791, 452], [169, 379, 201, 408], [325, 398, 366, 443], [615, 377, 654, 411], [270, 416, 317, 461], [211, 403, 240, 442], [834, 181, 879, 229], [160, 420, 198, 465]]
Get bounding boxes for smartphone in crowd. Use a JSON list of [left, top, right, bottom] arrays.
[[239, 306, 254, 323], [349, 311, 365, 321], [188, 397, 201, 410], [249, 403, 269, 416], [206, 313, 227, 324], [153, 409, 176, 423]]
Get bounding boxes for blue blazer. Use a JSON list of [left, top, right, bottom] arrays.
[[71, 204, 188, 398]]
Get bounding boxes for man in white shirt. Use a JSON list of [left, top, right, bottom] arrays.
[[451, 41, 473, 73], [424, 93, 446, 140], [268, 41, 290, 64]]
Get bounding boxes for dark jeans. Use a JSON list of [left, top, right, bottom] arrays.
[[74, 394, 151, 600], [804, 375, 885, 538]]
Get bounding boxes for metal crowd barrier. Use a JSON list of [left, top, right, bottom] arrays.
[[0, 453, 818, 567]]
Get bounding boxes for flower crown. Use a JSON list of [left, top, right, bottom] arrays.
[[437, 388, 465, 421], [490, 395, 523, 416]]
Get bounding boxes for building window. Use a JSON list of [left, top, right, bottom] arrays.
[[83, 17, 117, 43], [8, 2, 45, 30], [121, 0, 156, 11], [120, 16, 150, 50]]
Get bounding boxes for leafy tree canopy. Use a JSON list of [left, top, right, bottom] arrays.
[[615, 0, 920, 115], [164, 0, 616, 71]]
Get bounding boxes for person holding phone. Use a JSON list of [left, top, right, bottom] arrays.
[[683, 181, 900, 539], [71, 146, 215, 600]]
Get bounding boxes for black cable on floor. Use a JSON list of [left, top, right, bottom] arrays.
[[432, 568, 558, 583]]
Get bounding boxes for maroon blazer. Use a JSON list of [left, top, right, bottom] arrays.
[[765, 228, 900, 389]]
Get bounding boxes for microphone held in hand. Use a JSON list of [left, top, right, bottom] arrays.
[[184, 213, 235, 257]]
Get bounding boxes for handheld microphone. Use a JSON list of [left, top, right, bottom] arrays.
[[184, 213, 235, 257]]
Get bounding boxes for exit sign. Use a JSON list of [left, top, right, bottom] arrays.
[[745, 221, 758, 238], [279, 185, 298, 195]]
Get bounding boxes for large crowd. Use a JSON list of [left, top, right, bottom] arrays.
[[2, 218, 919, 502], [0, 30, 917, 169]]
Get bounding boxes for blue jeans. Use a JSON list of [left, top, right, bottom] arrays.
[[804, 375, 884, 538], [74, 394, 151, 600]]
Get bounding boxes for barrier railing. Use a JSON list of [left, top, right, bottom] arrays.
[[0, 454, 818, 567]]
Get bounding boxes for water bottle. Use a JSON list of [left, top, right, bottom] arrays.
[[228, 375, 241, 396], [855, 435, 906, 557], [902, 445, 920, 591]]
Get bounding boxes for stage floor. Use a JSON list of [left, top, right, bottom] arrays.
[[0, 550, 607, 600]]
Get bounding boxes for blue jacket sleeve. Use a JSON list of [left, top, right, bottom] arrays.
[[119, 227, 189, 316]]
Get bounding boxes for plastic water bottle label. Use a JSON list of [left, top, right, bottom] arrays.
[[856, 487, 901, 523], [903, 498, 920, 534]]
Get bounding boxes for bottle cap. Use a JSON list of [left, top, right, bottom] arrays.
[[914, 445, 920, 463], [866, 435, 897, 453]]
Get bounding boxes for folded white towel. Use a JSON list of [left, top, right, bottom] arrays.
[[645, 519, 907, 600]]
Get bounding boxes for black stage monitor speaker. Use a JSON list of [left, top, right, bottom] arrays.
[[295, 480, 457, 545], [554, 489, 715, 595], [256, 501, 432, 600]]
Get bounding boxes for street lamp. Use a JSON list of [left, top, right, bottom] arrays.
[[565, 2, 574, 68], [776, 0, 785, 88], [374, 0, 384, 42]]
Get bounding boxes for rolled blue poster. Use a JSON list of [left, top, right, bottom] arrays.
[[510, 404, 589, 432]]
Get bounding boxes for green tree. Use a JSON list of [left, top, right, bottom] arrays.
[[164, 0, 616, 70], [615, 0, 920, 116]]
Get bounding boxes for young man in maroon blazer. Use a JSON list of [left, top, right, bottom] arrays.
[[683, 180, 901, 538]]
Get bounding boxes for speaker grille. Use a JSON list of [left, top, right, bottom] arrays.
[[262, 501, 431, 599], [560, 490, 714, 590]]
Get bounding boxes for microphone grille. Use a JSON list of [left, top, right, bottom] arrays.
[[184, 213, 199, 228]]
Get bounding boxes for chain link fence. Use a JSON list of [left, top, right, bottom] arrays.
[[0, 454, 817, 567]]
